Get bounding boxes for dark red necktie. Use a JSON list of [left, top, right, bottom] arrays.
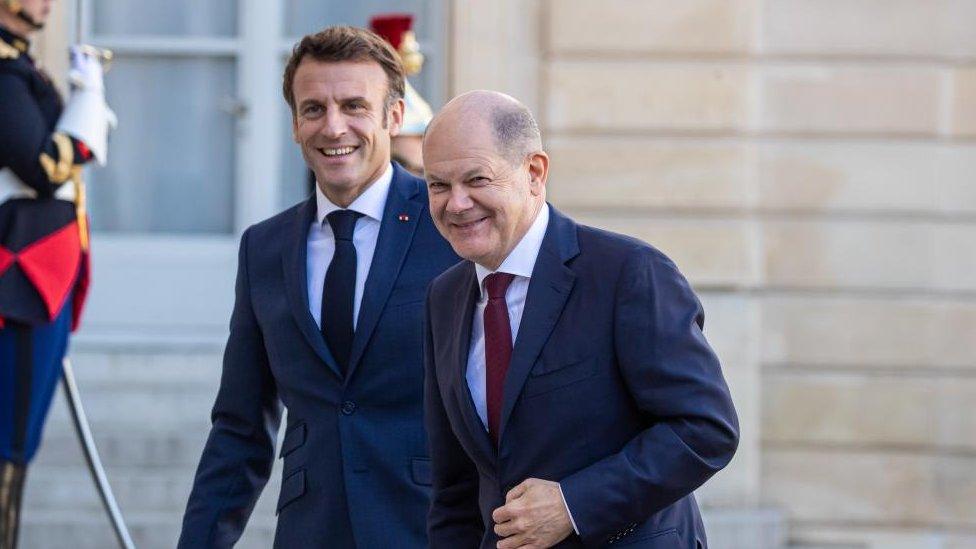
[[484, 272, 515, 446]]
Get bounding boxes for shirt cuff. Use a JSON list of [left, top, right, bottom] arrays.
[[557, 482, 580, 535]]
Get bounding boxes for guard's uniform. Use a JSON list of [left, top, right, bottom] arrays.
[[0, 25, 94, 467], [370, 14, 433, 175], [1, 23, 106, 548]]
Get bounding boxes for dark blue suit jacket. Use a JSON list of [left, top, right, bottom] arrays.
[[424, 206, 739, 548], [179, 164, 459, 548]]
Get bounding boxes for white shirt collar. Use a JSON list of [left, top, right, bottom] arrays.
[[475, 203, 550, 297], [315, 162, 393, 225]]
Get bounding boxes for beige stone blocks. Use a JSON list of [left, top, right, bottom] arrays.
[[546, 138, 755, 210], [546, 0, 755, 55], [761, 220, 976, 291], [696, 294, 761, 506], [758, 65, 942, 135], [569, 214, 758, 288], [450, 0, 542, 112], [759, 142, 976, 214], [762, 296, 976, 369], [548, 63, 950, 136], [951, 68, 976, 137], [546, 61, 749, 132], [549, 140, 976, 215], [763, 449, 976, 527], [761, 0, 976, 58], [763, 373, 976, 450]]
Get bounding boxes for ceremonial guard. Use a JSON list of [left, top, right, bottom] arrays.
[[0, 0, 114, 546], [370, 14, 433, 176]]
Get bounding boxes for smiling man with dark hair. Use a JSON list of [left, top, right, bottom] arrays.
[[179, 25, 458, 549]]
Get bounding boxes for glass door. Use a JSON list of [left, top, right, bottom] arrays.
[[86, 0, 240, 234], [79, 0, 248, 343]]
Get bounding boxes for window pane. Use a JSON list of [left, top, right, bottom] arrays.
[[89, 56, 236, 234], [285, 0, 433, 38], [283, 0, 444, 104], [92, 0, 237, 37]]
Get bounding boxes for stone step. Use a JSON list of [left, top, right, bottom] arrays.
[[24, 458, 283, 510], [44, 384, 217, 428], [36, 352, 231, 451], [20, 507, 782, 549], [20, 510, 276, 549], [34, 425, 210, 468], [66, 350, 223, 386], [24, 465, 271, 513]]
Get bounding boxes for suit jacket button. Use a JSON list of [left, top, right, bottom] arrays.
[[341, 401, 357, 415]]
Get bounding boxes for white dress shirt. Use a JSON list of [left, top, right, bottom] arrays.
[[466, 203, 549, 428], [464, 204, 580, 533], [307, 163, 393, 329]]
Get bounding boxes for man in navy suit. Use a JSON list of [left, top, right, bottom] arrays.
[[178, 26, 457, 548], [422, 91, 739, 548]]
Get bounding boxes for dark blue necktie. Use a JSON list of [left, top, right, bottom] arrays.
[[322, 209, 363, 375]]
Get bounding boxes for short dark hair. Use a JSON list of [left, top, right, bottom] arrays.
[[490, 104, 541, 165], [282, 25, 405, 118]]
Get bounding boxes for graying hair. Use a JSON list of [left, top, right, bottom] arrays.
[[490, 104, 541, 165]]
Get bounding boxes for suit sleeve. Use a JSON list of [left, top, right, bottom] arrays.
[[0, 72, 93, 195], [178, 227, 281, 548], [559, 247, 739, 546], [424, 287, 484, 548]]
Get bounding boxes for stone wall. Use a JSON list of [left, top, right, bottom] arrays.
[[454, 0, 976, 546]]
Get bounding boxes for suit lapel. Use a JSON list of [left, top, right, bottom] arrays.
[[345, 166, 423, 382], [281, 196, 342, 378], [498, 207, 579, 443], [450, 263, 496, 464]]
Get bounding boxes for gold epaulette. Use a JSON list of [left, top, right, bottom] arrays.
[[0, 39, 19, 60]]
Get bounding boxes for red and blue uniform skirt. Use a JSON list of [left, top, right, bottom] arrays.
[[0, 295, 72, 463], [0, 200, 89, 465]]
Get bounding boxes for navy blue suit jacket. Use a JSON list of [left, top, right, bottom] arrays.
[[424, 206, 739, 548], [179, 164, 459, 548]]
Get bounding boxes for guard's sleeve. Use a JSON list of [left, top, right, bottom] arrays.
[[0, 72, 93, 195], [559, 247, 739, 546], [178, 227, 281, 548], [424, 286, 485, 548]]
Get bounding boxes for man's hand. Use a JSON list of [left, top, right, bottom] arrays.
[[492, 478, 573, 549]]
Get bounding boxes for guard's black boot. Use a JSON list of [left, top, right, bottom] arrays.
[[0, 460, 27, 549]]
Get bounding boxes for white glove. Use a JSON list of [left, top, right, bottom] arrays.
[[58, 46, 115, 165], [68, 45, 104, 92]]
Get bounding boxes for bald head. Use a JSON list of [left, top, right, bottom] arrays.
[[422, 90, 550, 270], [426, 90, 542, 166]]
